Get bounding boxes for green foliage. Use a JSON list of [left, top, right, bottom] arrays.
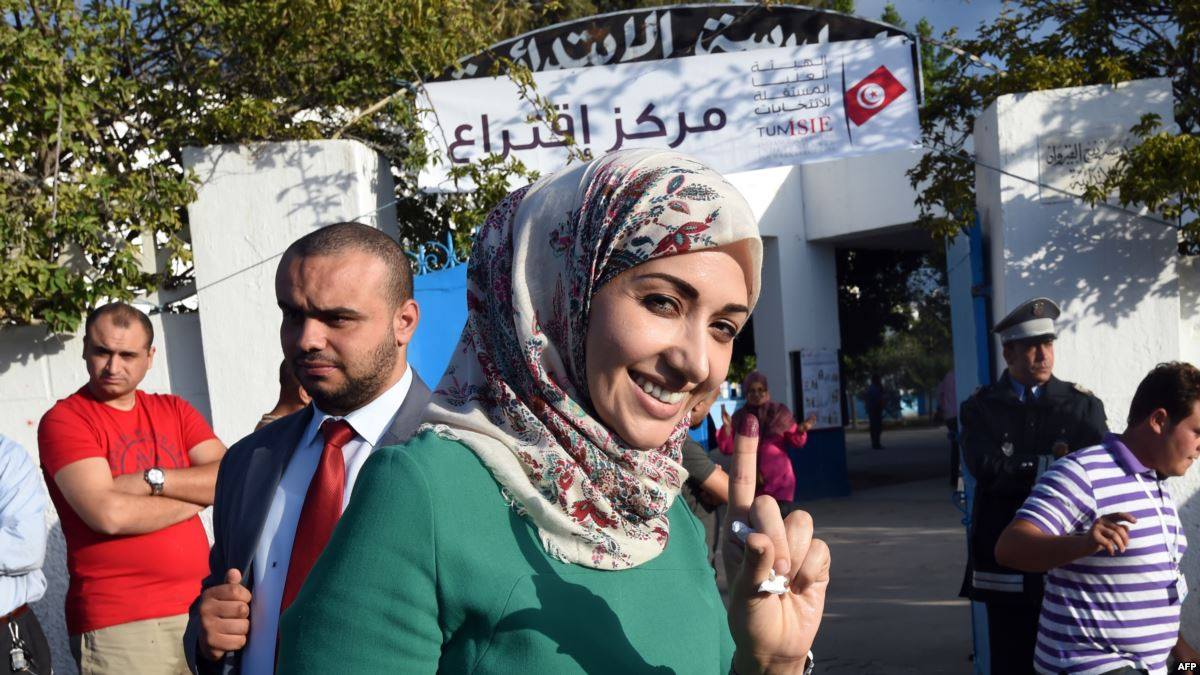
[[1, 1, 193, 331], [838, 248, 951, 395], [1084, 113, 1200, 230], [726, 354, 757, 387], [879, 3, 902, 28], [910, 1, 1198, 240], [824, 0, 856, 14], [836, 248, 926, 358], [1, 0, 551, 333]]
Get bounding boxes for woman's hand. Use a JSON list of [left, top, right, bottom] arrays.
[[722, 408, 733, 430], [800, 413, 817, 432], [723, 421, 829, 675]]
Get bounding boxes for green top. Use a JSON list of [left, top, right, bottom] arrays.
[[278, 430, 734, 674]]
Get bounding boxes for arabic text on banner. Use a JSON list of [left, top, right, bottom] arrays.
[[418, 35, 920, 190]]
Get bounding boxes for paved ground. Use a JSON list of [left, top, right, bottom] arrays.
[[717, 425, 976, 673], [814, 426, 974, 673], [844, 424, 957, 489], [803, 477, 974, 673]]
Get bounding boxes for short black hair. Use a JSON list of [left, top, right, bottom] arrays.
[[281, 222, 413, 306], [84, 302, 154, 349], [1127, 362, 1200, 427]]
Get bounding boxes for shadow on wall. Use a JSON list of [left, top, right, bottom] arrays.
[[188, 141, 385, 235], [995, 86, 1180, 333], [1002, 192, 1178, 335], [160, 313, 213, 424], [0, 327, 69, 376]]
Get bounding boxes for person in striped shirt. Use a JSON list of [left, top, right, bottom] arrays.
[[996, 362, 1200, 675]]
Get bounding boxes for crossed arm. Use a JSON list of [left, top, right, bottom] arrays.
[[53, 438, 227, 536]]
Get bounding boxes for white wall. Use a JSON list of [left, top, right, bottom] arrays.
[[0, 314, 210, 675], [183, 140, 398, 442], [799, 148, 924, 242], [973, 78, 1200, 639], [1180, 254, 1200, 367], [975, 78, 1179, 424], [1176, 249, 1200, 638], [725, 166, 841, 410]]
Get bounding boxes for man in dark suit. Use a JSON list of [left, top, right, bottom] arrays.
[[184, 222, 431, 675], [959, 297, 1108, 674]]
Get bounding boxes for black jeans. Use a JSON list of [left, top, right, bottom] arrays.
[[2, 607, 52, 675]]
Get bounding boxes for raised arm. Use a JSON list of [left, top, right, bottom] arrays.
[[112, 438, 227, 506], [716, 409, 735, 455], [723, 413, 827, 675], [53, 458, 202, 536], [782, 414, 815, 449]]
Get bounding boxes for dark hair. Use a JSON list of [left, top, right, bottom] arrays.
[[281, 222, 413, 306], [1127, 362, 1200, 427], [84, 302, 154, 349]]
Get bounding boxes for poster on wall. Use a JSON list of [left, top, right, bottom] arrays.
[[800, 348, 842, 430], [418, 35, 921, 189]]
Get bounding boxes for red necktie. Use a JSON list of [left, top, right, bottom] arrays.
[[279, 418, 354, 613]]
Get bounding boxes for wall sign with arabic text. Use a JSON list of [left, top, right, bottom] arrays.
[[437, 3, 919, 92]]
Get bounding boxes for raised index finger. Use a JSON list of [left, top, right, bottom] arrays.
[[727, 412, 760, 525]]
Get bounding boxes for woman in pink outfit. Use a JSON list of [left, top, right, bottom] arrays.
[[717, 371, 815, 502]]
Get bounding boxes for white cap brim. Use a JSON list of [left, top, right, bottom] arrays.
[[999, 317, 1056, 343]]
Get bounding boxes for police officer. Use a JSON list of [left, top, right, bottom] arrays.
[[960, 298, 1108, 674]]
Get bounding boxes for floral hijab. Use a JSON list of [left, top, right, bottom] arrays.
[[421, 149, 762, 569]]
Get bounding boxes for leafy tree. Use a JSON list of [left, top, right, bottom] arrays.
[[1, 0, 549, 333], [833, 4, 954, 398], [910, 0, 1198, 241]]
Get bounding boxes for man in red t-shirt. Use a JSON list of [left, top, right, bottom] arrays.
[[39, 302, 226, 674]]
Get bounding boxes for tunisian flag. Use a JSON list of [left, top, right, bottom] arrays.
[[845, 65, 908, 126]]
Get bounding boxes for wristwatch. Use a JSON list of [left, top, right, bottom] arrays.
[[144, 467, 165, 496]]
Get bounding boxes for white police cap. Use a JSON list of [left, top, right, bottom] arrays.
[[993, 297, 1060, 344]]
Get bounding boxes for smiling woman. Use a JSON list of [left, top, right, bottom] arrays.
[[278, 149, 829, 674]]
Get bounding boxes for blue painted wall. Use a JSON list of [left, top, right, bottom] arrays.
[[408, 264, 469, 386], [792, 428, 851, 500]]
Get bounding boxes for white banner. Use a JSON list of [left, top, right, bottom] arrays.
[[419, 35, 921, 190]]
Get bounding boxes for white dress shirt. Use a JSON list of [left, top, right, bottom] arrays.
[[0, 435, 48, 615], [242, 367, 413, 675]]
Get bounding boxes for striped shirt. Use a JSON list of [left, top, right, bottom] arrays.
[[1016, 434, 1186, 675]]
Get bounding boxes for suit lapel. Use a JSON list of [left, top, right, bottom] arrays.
[[234, 407, 313, 580], [377, 371, 432, 447]]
